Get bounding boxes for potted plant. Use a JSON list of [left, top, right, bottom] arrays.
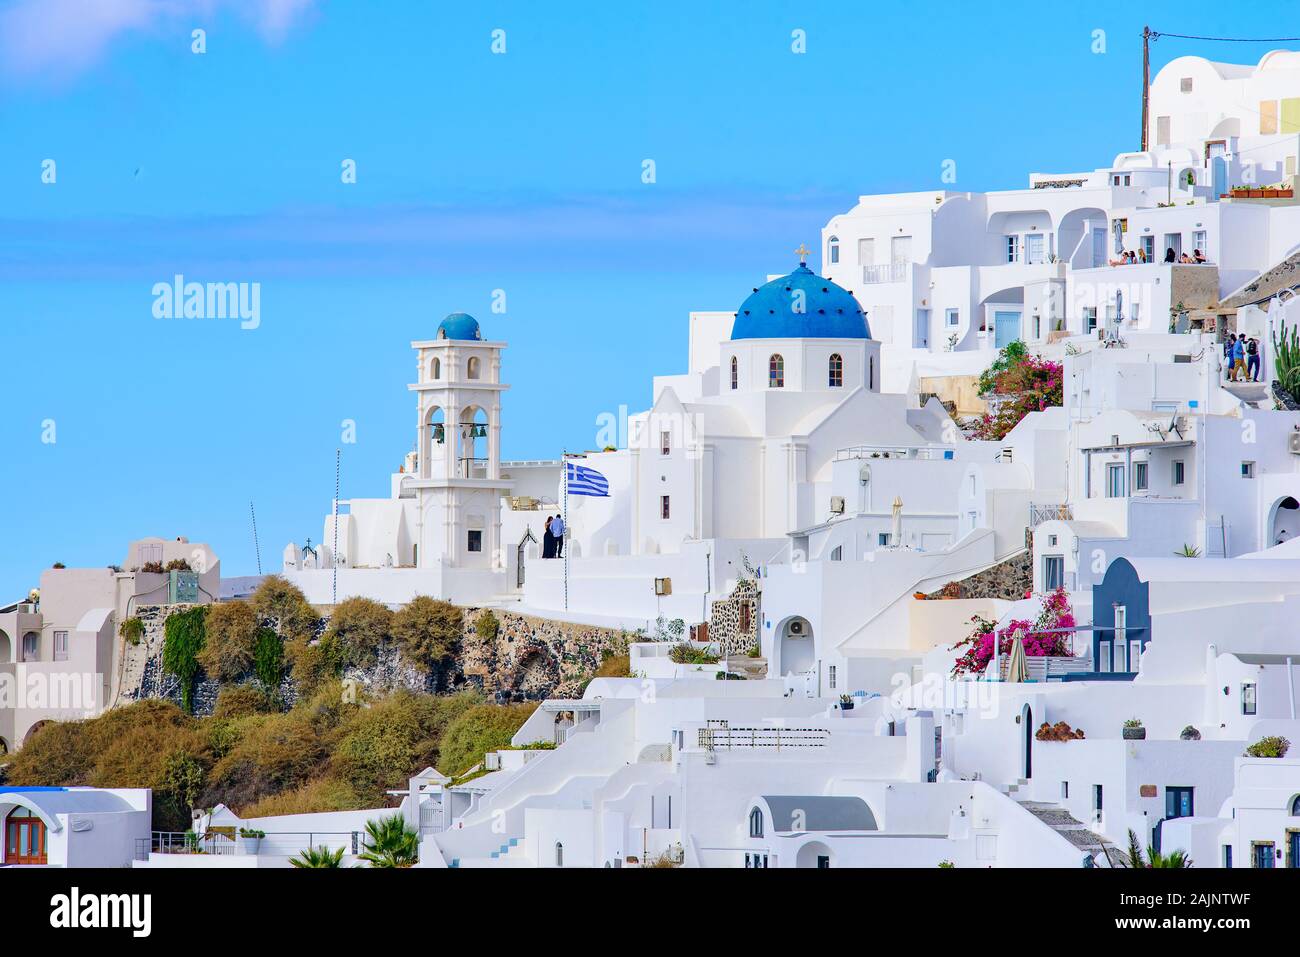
[[239, 827, 266, 854], [1122, 718, 1146, 740], [1180, 725, 1201, 741], [1244, 735, 1290, 758], [839, 694, 854, 711]]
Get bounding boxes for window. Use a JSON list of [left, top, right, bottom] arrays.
[[878, 533, 890, 547], [1061, 781, 1069, 799], [1292, 795, 1300, 816], [945, 308, 959, 327], [830, 545, 842, 562], [730, 355, 738, 390], [1113, 605, 1129, 672], [660, 431, 671, 455], [828, 353, 843, 388], [555, 842, 563, 867], [1140, 235, 1154, 261], [1047, 534, 1057, 546], [1241, 461, 1256, 478], [1097, 639, 1112, 673], [857, 238, 874, 265], [1224, 844, 1233, 868], [20, 633, 37, 662], [467, 356, 481, 380], [1253, 842, 1275, 869], [828, 236, 839, 264], [1242, 682, 1257, 716], [739, 601, 752, 633], [1172, 460, 1185, 486], [1084, 307, 1097, 333], [53, 631, 68, 662], [828, 665, 837, 689], [869, 356, 874, 390], [1163, 233, 1182, 260], [768, 354, 784, 388], [1133, 461, 1148, 491], [1180, 77, 1193, 93], [1106, 463, 1125, 498], [466, 530, 482, 553], [890, 235, 911, 265], [1166, 787, 1194, 819], [1092, 784, 1104, 813], [660, 495, 670, 520], [749, 807, 764, 838], [1192, 230, 1207, 256], [1156, 115, 1170, 147], [1043, 555, 1064, 591], [1005, 235, 1020, 263], [430, 357, 441, 379]]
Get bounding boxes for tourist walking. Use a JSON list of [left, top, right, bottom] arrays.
[[1248, 337, 1261, 382], [1231, 334, 1247, 381]]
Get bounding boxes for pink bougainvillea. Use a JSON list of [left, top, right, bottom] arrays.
[[971, 351, 1064, 441], [949, 586, 1076, 677]]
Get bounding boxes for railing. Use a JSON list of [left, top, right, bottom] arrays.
[[138, 831, 238, 859], [697, 726, 830, 751], [1029, 503, 1073, 526], [136, 829, 362, 860], [836, 444, 954, 462], [862, 262, 908, 284]]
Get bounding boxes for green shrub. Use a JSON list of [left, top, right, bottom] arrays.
[[286, 634, 344, 695], [250, 575, 318, 641], [392, 596, 462, 672], [593, 654, 630, 679], [252, 627, 284, 690], [436, 702, 538, 776], [212, 684, 275, 720], [162, 606, 208, 713], [197, 601, 259, 681], [668, 642, 719, 665], [325, 596, 393, 669], [474, 609, 499, 644], [1245, 735, 1290, 758], [119, 617, 145, 645]]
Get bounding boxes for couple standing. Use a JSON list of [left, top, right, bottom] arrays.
[[542, 514, 565, 559]]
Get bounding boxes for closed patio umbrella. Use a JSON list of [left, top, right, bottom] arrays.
[[1005, 633, 1029, 683], [891, 496, 903, 547]]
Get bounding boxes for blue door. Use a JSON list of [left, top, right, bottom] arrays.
[[994, 311, 1021, 348]]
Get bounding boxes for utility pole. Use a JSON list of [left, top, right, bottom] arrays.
[[1141, 25, 1152, 152]]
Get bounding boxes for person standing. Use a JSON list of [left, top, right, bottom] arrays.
[[1247, 337, 1260, 382], [551, 514, 565, 558], [1232, 334, 1247, 382], [542, 515, 556, 559]]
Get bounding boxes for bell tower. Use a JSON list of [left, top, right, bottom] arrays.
[[409, 313, 511, 571]]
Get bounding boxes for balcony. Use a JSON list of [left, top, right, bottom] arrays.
[[862, 262, 909, 284], [1029, 503, 1073, 527]]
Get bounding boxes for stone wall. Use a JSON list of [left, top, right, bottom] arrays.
[[115, 602, 633, 715], [708, 579, 760, 656], [923, 548, 1032, 602]]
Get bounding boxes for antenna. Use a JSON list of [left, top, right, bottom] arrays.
[[249, 500, 263, 575]]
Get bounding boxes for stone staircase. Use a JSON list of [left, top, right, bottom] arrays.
[[1016, 800, 1112, 858]]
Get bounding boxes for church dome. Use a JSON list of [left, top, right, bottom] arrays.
[[731, 263, 870, 340], [437, 312, 483, 341]]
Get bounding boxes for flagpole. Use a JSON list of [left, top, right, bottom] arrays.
[[562, 450, 569, 611]]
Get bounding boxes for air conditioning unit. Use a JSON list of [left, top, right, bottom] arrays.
[[830, 495, 845, 514], [788, 619, 805, 636], [1288, 432, 1300, 455], [654, 577, 672, 596]]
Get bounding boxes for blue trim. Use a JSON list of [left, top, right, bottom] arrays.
[[1059, 671, 1138, 682], [0, 786, 67, 793]]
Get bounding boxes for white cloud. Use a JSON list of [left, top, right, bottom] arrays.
[[0, 0, 317, 79]]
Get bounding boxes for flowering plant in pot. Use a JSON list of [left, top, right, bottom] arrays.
[[839, 694, 854, 711], [1122, 718, 1146, 740]]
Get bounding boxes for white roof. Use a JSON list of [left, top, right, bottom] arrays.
[[1125, 557, 1300, 585]]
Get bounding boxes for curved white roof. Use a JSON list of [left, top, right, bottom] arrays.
[[1124, 557, 1300, 584]]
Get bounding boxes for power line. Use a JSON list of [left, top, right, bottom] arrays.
[[249, 500, 262, 575], [1151, 31, 1300, 43]]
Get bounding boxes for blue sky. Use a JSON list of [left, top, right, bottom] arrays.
[[0, 0, 1294, 593]]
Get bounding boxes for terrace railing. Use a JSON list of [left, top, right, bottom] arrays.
[[1029, 503, 1072, 527]]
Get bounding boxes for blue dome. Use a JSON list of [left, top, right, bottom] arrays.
[[437, 312, 483, 341], [731, 264, 870, 340]]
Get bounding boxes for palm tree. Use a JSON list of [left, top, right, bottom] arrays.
[[289, 844, 345, 868], [1117, 828, 1192, 868], [358, 814, 419, 868]]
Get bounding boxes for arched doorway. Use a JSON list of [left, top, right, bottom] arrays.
[[4, 808, 48, 865], [0, 629, 9, 664], [23, 720, 51, 747], [796, 840, 833, 868], [516, 528, 537, 588], [1021, 704, 1033, 780], [1269, 496, 1300, 546], [777, 616, 815, 676], [0, 736, 9, 756]]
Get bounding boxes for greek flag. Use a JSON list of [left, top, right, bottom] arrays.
[[566, 462, 609, 497]]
